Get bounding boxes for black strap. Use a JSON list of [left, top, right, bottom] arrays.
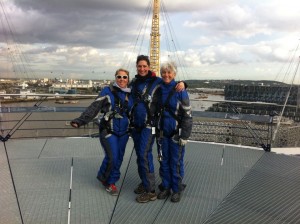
[[131, 77, 157, 126], [111, 86, 129, 115], [100, 87, 130, 135], [132, 77, 157, 101], [159, 88, 181, 138], [144, 77, 157, 97], [161, 88, 180, 122]]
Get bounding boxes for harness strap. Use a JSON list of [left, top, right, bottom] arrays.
[[100, 87, 130, 136], [159, 88, 181, 137], [131, 77, 157, 127], [111, 86, 129, 115]]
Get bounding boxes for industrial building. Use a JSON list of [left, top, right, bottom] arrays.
[[224, 84, 300, 106]]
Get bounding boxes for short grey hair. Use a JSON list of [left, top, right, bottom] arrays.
[[160, 62, 177, 75]]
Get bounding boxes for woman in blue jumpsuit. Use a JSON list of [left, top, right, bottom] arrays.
[[156, 62, 193, 202], [131, 55, 186, 203], [130, 55, 161, 203], [71, 68, 133, 196]]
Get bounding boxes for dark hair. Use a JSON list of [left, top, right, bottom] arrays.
[[136, 55, 150, 66]]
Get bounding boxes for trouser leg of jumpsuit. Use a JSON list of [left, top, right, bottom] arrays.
[[159, 137, 185, 193], [97, 131, 129, 185], [132, 126, 155, 192]]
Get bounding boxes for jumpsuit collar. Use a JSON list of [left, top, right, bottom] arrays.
[[135, 70, 156, 81], [162, 79, 177, 88], [113, 82, 131, 93]]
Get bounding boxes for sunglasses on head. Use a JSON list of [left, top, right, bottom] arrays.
[[116, 75, 128, 79]]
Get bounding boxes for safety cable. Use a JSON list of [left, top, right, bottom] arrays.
[[2, 141, 24, 224], [0, 96, 48, 142], [0, 0, 37, 79], [151, 160, 189, 224], [161, 1, 189, 81], [272, 57, 300, 143], [122, 0, 152, 70], [226, 103, 271, 151], [109, 145, 135, 224], [274, 40, 300, 84], [151, 190, 170, 224]]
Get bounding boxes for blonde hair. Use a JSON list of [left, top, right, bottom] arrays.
[[115, 68, 130, 80]]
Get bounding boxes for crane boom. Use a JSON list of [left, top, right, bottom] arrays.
[[149, 0, 160, 76]]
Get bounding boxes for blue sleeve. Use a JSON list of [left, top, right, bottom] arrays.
[[71, 88, 110, 127]]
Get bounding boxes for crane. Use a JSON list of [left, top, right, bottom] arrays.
[[149, 0, 160, 76]]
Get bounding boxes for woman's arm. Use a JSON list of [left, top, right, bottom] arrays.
[[179, 91, 193, 140], [71, 89, 109, 127], [175, 80, 188, 92]]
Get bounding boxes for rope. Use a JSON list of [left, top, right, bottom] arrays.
[[0, 96, 48, 142], [160, 1, 189, 81], [2, 141, 24, 224], [109, 144, 135, 224], [227, 103, 269, 151], [272, 57, 300, 142], [122, 0, 152, 70]]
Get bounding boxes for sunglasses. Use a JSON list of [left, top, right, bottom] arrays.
[[116, 75, 128, 79]]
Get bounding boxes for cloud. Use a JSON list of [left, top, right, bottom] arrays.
[[0, 0, 299, 83], [257, 0, 300, 31], [183, 3, 272, 39]]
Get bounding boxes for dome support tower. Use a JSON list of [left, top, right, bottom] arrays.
[[149, 0, 160, 76]]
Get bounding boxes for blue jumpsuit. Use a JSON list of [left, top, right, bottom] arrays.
[[71, 85, 133, 185], [157, 80, 192, 193], [130, 71, 162, 192]]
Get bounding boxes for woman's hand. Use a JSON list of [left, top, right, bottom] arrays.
[[70, 122, 79, 128], [175, 81, 185, 92]]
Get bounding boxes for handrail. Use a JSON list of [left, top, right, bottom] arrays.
[[0, 107, 273, 148]]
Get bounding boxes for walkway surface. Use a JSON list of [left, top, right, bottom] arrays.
[[1, 138, 300, 224]]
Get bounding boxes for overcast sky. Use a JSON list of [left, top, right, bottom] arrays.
[[1, 0, 300, 83]]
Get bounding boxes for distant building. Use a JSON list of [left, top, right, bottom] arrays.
[[0, 90, 11, 99], [49, 80, 93, 93], [212, 84, 300, 122], [224, 84, 300, 107], [12, 88, 39, 99]]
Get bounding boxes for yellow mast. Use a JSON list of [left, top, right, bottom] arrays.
[[150, 0, 160, 76]]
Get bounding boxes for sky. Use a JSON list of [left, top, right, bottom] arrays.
[[0, 0, 300, 83]]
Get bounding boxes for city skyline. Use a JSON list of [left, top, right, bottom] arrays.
[[0, 0, 300, 84]]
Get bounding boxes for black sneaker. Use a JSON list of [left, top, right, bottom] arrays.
[[171, 192, 181, 202], [136, 191, 157, 203], [158, 183, 164, 191], [180, 183, 187, 191], [134, 183, 146, 194], [157, 189, 171, 199]]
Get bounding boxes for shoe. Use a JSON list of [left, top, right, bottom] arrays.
[[157, 189, 171, 199], [171, 192, 181, 202], [158, 183, 164, 192], [105, 184, 118, 196], [180, 184, 187, 192], [136, 191, 157, 203], [134, 183, 146, 194]]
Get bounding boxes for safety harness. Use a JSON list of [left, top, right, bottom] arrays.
[[131, 77, 157, 130], [99, 86, 130, 136], [157, 87, 182, 161], [158, 87, 182, 139]]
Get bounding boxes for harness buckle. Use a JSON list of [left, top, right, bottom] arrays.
[[143, 94, 152, 103]]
